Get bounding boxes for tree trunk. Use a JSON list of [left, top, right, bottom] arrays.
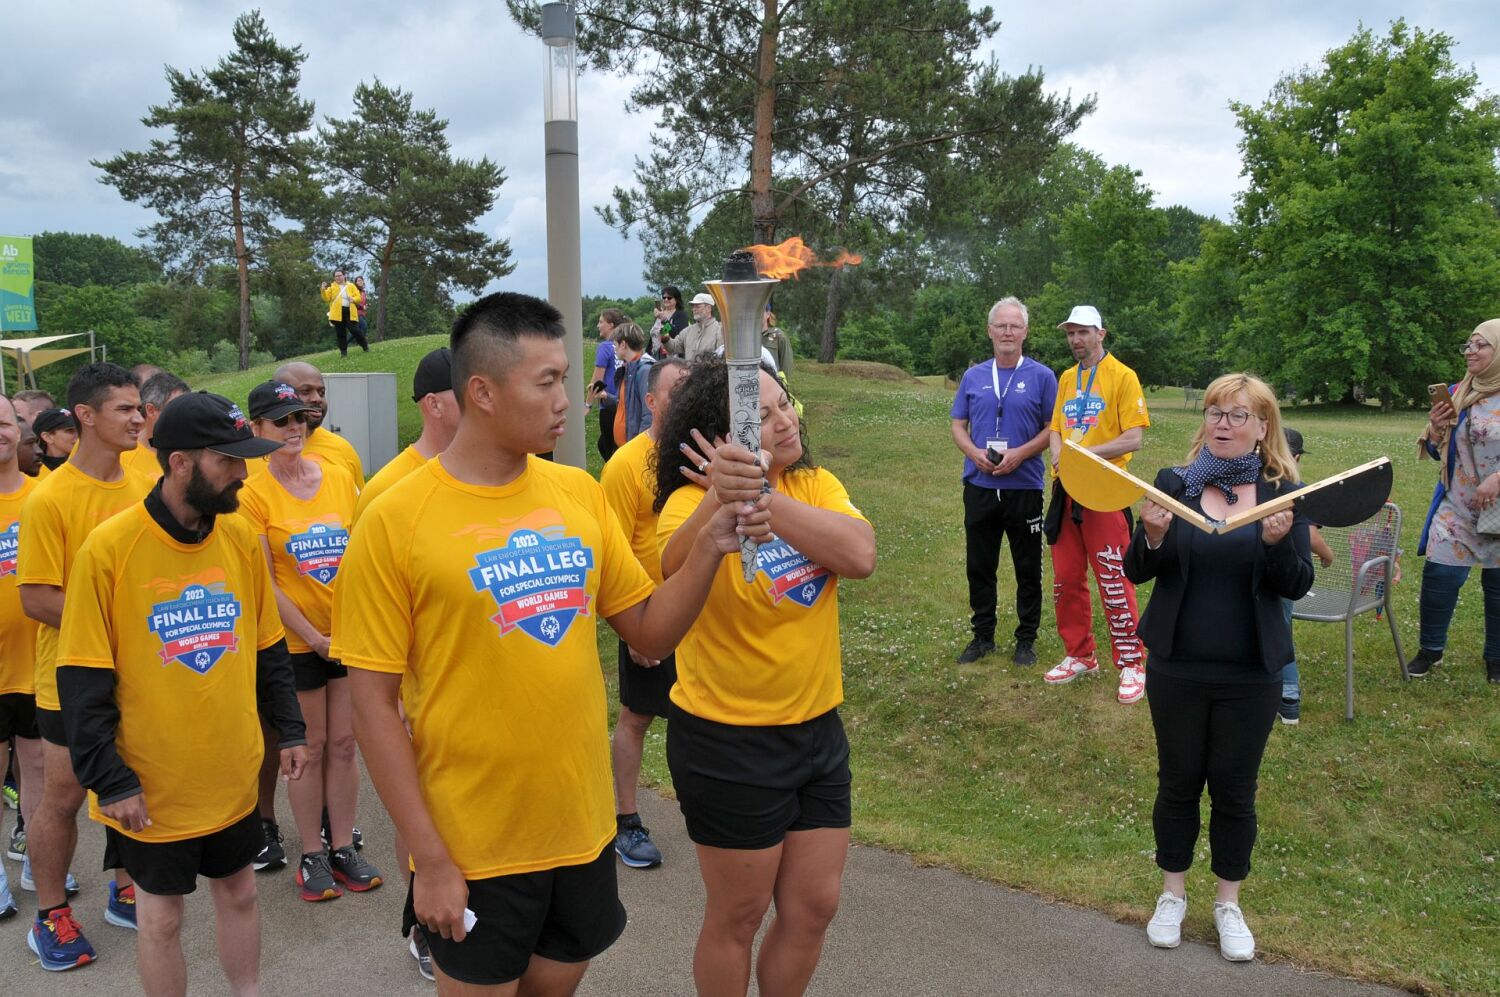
[[232, 173, 252, 370], [749, 1, 779, 246], [377, 235, 396, 343], [819, 266, 844, 363]]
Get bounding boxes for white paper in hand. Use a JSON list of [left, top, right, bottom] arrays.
[[463, 908, 478, 933]]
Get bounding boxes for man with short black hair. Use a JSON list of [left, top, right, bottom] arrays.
[[18, 362, 153, 970], [335, 292, 763, 992], [273, 361, 364, 484], [58, 390, 307, 996], [16, 417, 41, 477]]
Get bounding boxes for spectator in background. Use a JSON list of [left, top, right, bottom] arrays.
[[950, 297, 1057, 666], [1044, 305, 1150, 704], [32, 409, 78, 473], [1277, 427, 1335, 725], [12, 390, 56, 427], [661, 285, 690, 343], [762, 309, 793, 376], [680, 293, 723, 363], [613, 321, 657, 443], [591, 309, 625, 461], [320, 269, 367, 357], [353, 276, 370, 341]]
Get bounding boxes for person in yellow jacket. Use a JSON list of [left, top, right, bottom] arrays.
[[320, 269, 367, 357]]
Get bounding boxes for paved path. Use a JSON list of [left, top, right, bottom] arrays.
[[6, 781, 1407, 995]]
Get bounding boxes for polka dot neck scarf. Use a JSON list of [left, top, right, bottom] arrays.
[[1175, 450, 1261, 505]]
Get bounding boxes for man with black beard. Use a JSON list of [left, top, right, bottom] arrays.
[[56, 391, 307, 996]]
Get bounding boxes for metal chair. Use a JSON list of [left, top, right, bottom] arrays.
[[1291, 502, 1406, 720]]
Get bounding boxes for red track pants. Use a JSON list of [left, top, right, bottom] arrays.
[[1050, 496, 1144, 670]]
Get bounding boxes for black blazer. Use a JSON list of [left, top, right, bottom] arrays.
[[1124, 468, 1315, 675]]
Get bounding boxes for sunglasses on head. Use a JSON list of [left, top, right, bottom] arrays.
[[272, 411, 308, 428]]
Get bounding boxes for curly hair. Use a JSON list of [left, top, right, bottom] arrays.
[[652, 356, 813, 514]]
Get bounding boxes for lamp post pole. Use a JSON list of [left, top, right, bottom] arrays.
[[541, 2, 584, 468]]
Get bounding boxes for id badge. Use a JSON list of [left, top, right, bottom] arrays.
[[986, 439, 1008, 453]]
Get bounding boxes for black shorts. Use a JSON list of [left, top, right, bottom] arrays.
[[290, 650, 348, 691], [36, 706, 66, 747], [105, 809, 261, 896], [667, 704, 851, 850], [0, 692, 38, 741], [402, 844, 625, 986], [617, 638, 676, 716]]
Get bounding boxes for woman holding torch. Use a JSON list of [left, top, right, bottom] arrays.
[[655, 357, 876, 997]]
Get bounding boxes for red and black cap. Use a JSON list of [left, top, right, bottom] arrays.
[[248, 380, 314, 422], [151, 391, 281, 459]]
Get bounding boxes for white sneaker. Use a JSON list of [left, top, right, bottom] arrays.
[[1044, 656, 1099, 684], [1117, 665, 1145, 704], [1146, 891, 1186, 948], [1213, 901, 1255, 961]]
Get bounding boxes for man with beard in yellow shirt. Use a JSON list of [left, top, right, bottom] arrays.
[[57, 391, 308, 995], [335, 292, 767, 993]]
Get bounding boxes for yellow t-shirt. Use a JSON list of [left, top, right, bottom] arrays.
[[331, 456, 653, 878], [657, 467, 865, 726], [18, 461, 155, 710], [1050, 352, 1151, 468], [0, 476, 39, 695], [238, 463, 358, 653], [353, 444, 427, 525], [304, 427, 365, 485], [57, 507, 283, 842], [599, 432, 664, 586], [119, 442, 163, 481]]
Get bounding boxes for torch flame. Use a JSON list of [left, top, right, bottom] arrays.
[[743, 237, 863, 280]]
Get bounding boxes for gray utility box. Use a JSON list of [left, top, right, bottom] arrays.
[[323, 372, 399, 478]]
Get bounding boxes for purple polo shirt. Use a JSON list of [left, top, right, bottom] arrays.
[[951, 356, 1057, 491], [593, 340, 619, 398]]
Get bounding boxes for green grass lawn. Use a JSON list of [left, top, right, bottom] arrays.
[[198, 345, 1498, 995]]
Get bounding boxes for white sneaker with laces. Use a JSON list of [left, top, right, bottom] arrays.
[[1117, 665, 1145, 704], [1146, 892, 1186, 948], [1044, 656, 1099, 684], [1213, 901, 1255, 961]]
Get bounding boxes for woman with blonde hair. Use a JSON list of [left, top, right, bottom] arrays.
[[1411, 318, 1500, 682], [1123, 372, 1313, 962]]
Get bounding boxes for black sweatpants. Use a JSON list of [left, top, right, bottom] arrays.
[[597, 397, 619, 461], [1145, 667, 1281, 882], [962, 484, 1043, 644], [331, 306, 367, 356]]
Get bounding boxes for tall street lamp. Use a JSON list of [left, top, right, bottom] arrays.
[[541, 1, 584, 468]]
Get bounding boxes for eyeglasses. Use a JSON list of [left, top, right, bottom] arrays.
[[1462, 340, 1493, 354], [1204, 407, 1256, 427], [272, 411, 308, 428], [990, 323, 1026, 332]]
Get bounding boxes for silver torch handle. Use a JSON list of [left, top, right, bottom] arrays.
[[727, 357, 762, 582]]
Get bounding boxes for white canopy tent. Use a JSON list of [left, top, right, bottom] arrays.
[[0, 332, 102, 394]]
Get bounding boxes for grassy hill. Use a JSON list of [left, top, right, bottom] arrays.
[[193, 345, 1497, 994]]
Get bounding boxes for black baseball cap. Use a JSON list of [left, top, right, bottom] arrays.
[[248, 380, 313, 422], [32, 408, 76, 436], [1283, 427, 1306, 456], [151, 392, 281, 459], [412, 348, 454, 401]]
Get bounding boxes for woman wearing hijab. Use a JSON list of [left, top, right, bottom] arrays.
[[1411, 318, 1500, 683], [1123, 373, 1313, 963]]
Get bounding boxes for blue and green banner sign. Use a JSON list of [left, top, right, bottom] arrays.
[[0, 235, 37, 331]]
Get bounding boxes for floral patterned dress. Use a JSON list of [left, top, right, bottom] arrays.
[[1427, 393, 1500, 568]]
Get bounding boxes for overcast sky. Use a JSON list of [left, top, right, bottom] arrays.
[[2, 2, 1496, 301]]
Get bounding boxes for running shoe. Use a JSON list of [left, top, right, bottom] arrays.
[[1013, 641, 1037, 666], [19, 857, 80, 897], [252, 819, 286, 871], [329, 845, 383, 892], [7, 824, 24, 861], [1117, 665, 1145, 704], [1277, 698, 1301, 725], [1, 778, 17, 810], [614, 816, 663, 869], [104, 881, 136, 930], [1146, 891, 1186, 948], [1043, 656, 1098, 684], [409, 927, 435, 982], [956, 637, 995, 664], [28, 906, 96, 971], [296, 851, 342, 902], [320, 811, 364, 851], [1404, 647, 1442, 677], [1213, 901, 1255, 962], [0, 863, 14, 921]]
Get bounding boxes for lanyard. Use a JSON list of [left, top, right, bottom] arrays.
[[990, 358, 1021, 435], [1072, 351, 1107, 431]]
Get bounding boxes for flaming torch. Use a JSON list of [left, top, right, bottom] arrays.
[[706, 238, 863, 582]]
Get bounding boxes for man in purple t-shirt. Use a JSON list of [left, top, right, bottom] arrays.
[[950, 297, 1059, 666]]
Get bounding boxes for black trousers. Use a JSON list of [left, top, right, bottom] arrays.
[[330, 306, 368, 355], [1145, 667, 1280, 881], [597, 397, 619, 461], [962, 484, 1043, 644]]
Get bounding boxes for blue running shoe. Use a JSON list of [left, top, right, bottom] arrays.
[[28, 907, 97, 971], [19, 857, 79, 897], [105, 881, 137, 930], [614, 816, 663, 869]]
